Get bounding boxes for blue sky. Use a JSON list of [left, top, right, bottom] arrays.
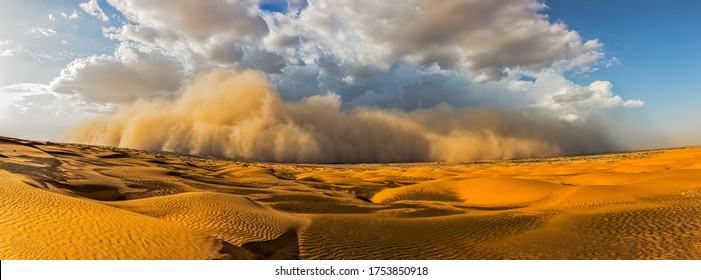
[[0, 1, 115, 85], [546, 0, 701, 140], [0, 0, 699, 156]]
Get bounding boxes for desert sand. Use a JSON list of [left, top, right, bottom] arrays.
[[1, 135, 700, 259]]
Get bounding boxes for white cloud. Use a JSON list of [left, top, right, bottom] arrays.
[[264, 0, 603, 81], [70, 10, 80, 19], [107, 0, 266, 42], [49, 0, 641, 123], [61, 10, 80, 20], [80, 0, 109, 21], [48, 14, 56, 21], [104, 0, 269, 70], [0, 83, 102, 141], [527, 70, 642, 119], [556, 50, 605, 72], [99, 0, 606, 83], [0, 41, 14, 57], [623, 99, 644, 108], [605, 57, 621, 68], [30, 27, 57, 37], [50, 43, 188, 103]]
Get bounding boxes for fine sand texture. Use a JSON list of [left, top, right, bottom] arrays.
[[1, 136, 700, 259]]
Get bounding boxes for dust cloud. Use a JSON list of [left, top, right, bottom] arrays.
[[65, 70, 615, 163]]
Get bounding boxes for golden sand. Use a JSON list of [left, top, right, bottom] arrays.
[[1, 136, 700, 259]]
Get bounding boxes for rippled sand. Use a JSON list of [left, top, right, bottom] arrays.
[[1, 136, 700, 259]]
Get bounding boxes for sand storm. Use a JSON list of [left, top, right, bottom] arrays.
[[64, 70, 617, 163], [3, 0, 701, 268], [1, 136, 700, 259]]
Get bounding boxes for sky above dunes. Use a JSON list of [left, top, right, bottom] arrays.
[[0, 0, 699, 161]]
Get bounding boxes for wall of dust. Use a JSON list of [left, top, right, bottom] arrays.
[[65, 70, 615, 163]]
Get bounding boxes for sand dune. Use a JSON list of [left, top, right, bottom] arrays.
[[106, 192, 304, 246], [1, 135, 700, 259], [0, 170, 223, 259], [372, 177, 568, 207]]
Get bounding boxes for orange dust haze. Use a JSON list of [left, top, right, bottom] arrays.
[[65, 70, 615, 163]]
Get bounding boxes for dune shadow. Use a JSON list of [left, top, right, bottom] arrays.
[[218, 229, 299, 260]]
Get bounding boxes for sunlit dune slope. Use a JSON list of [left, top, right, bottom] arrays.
[[105, 192, 305, 246], [1, 136, 700, 259], [372, 177, 568, 207], [0, 170, 223, 259]]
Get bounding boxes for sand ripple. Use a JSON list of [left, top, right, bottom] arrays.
[[2, 136, 700, 259], [107, 192, 304, 246], [0, 171, 222, 259]]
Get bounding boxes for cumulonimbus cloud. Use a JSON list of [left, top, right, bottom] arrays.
[[65, 70, 616, 163]]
